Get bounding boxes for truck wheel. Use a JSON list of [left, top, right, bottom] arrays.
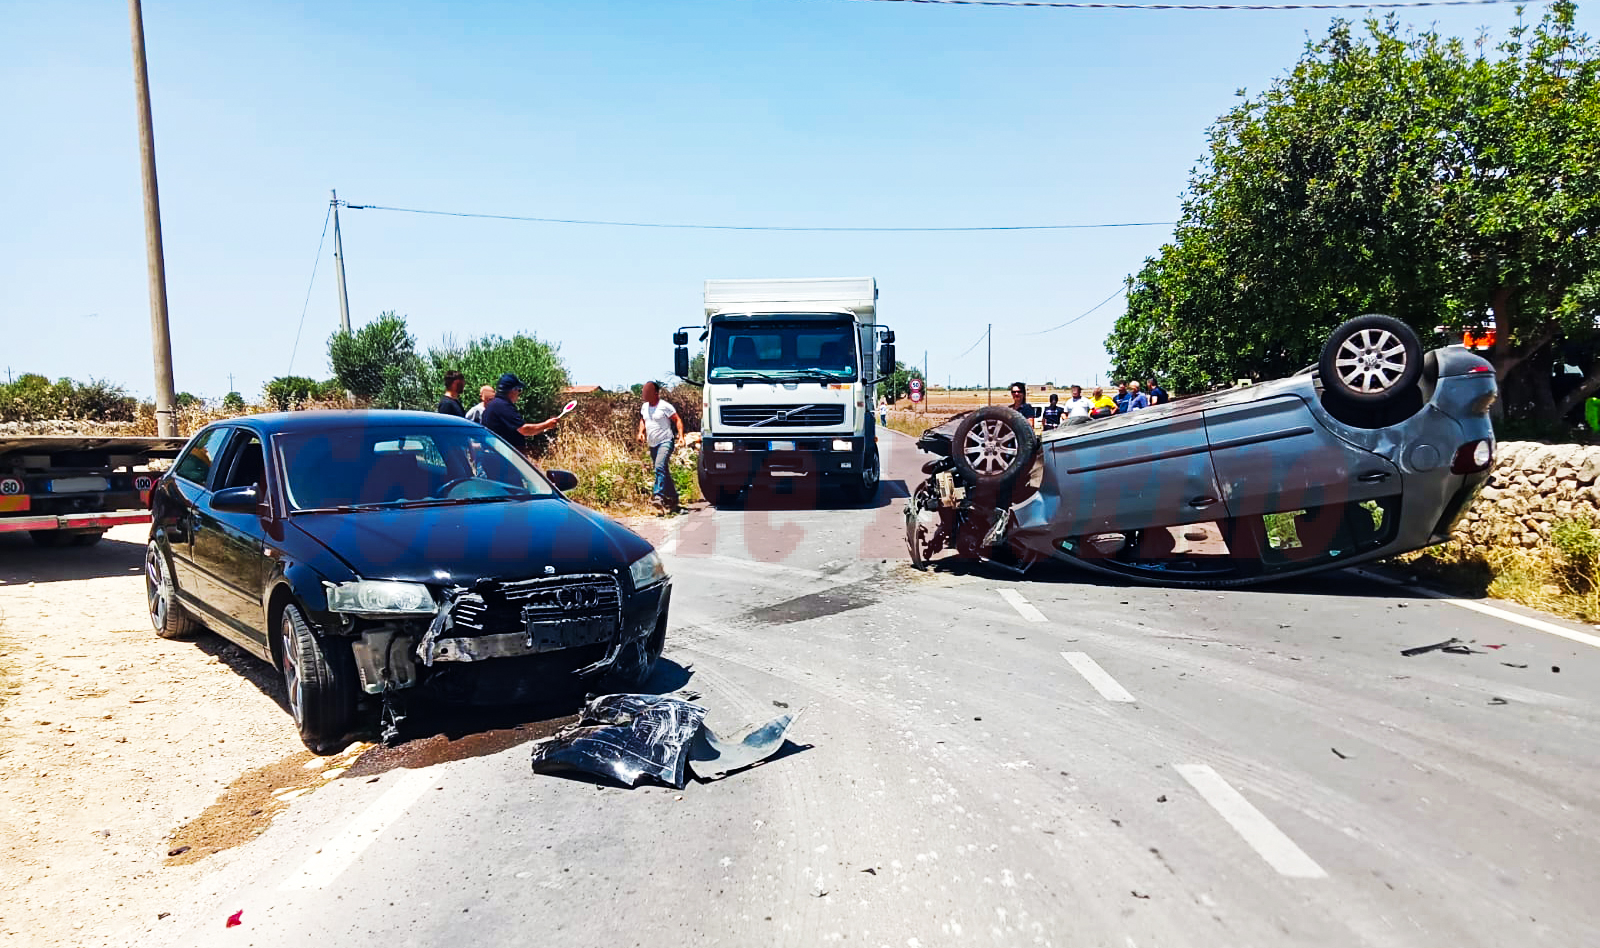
[[29, 531, 72, 548], [951, 407, 1038, 492], [146, 540, 202, 639], [838, 444, 881, 505], [1319, 315, 1423, 408], [70, 531, 105, 547], [697, 469, 739, 508], [278, 602, 357, 755]]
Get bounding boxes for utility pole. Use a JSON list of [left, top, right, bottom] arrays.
[[128, 0, 178, 437], [332, 190, 352, 334], [227, 372, 234, 394], [986, 323, 992, 405], [922, 350, 928, 414]]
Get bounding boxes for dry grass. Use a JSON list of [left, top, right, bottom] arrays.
[[541, 429, 700, 516], [1397, 530, 1600, 624]]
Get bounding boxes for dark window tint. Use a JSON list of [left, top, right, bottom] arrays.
[[172, 428, 232, 486]]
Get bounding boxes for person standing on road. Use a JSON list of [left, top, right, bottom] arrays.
[[1041, 393, 1064, 430], [1090, 386, 1118, 417], [878, 393, 888, 426], [1063, 384, 1094, 420], [1126, 380, 1150, 411], [481, 374, 563, 453], [638, 381, 684, 511], [1146, 377, 1168, 406], [436, 370, 467, 417], [1008, 383, 1039, 423], [466, 385, 494, 423]]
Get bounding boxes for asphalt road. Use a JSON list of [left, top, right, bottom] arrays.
[[109, 430, 1600, 948]]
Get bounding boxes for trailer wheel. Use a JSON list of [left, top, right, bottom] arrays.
[[146, 539, 201, 639], [29, 531, 72, 548], [70, 531, 105, 547]]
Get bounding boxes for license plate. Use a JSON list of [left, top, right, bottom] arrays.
[[768, 440, 796, 452], [46, 476, 109, 493]]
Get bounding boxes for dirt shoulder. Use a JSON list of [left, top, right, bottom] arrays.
[[0, 524, 309, 945]]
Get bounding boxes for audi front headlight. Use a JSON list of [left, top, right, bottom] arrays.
[[628, 550, 668, 590], [326, 580, 436, 615]]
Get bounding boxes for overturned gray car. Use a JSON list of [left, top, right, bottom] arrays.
[[906, 316, 1498, 587]]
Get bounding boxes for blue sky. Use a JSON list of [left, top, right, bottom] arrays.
[[1, 0, 1543, 400]]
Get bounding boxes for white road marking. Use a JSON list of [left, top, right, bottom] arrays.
[[1059, 652, 1137, 702], [1352, 568, 1600, 651], [1174, 764, 1327, 879], [656, 514, 687, 557], [278, 768, 433, 891], [998, 588, 1047, 622]]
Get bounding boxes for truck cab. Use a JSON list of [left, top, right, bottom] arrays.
[[675, 277, 894, 507]]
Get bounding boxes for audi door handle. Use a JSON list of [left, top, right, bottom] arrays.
[[1357, 472, 1392, 483], [1189, 495, 1219, 508]]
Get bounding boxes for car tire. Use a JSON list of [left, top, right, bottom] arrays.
[[1320, 315, 1423, 407], [951, 406, 1038, 492], [278, 602, 357, 755], [837, 444, 881, 505], [29, 531, 72, 548], [146, 539, 202, 640]]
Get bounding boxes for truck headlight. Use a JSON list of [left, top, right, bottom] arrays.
[[713, 441, 734, 452], [629, 550, 668, 590], [326, 580, 436, 615], [831, 439, 852, 452]]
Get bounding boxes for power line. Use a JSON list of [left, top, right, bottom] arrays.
[[287, 203, 334, 377], [836, 0, 1528, 10], [954, 325, 991, 359], [1018, 285, 1127, 335], [343, 202, 1174, 233]]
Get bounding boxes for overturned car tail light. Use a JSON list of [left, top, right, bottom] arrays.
[[1451, 439, 1494, 474]]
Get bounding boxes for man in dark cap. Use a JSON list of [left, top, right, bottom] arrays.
[[481, 373, 563, 452]]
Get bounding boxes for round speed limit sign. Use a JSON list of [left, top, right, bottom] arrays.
[[909, 378, 923, 403]]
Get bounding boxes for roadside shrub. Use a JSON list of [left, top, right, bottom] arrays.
[[264, 375, 322, 411], [1551, 518, 1600, 593], [222, 391, 246, 412], [329, 311, 418, 401], [0, 374, 136, 422], [426, 333, 569, 422]]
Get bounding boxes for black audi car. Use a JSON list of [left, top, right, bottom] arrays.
[[145, 411, 670, 753]]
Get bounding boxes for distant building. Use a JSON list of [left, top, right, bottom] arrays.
[[561, 385, 605, 395]]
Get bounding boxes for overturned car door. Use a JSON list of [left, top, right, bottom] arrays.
[[1202, 390, 1402, 567], [1038, 403, 1226, 537]]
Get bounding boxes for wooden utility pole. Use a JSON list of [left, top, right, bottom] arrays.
[[129, 0, 178, 436]]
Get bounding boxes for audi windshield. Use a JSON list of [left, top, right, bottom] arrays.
[[706, 316, 858, 382]]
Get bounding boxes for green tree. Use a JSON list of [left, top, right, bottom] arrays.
[[328, 311, 420, 402], [174, 392, 200, 409], [1107, 2, 1600, 419], [878, 362, 924, 402], [222, 391, 246, 413], [426, 333, 569, 421], [264, 375, 320, 411]]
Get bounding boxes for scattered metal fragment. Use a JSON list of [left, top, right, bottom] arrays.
[[1156, 794, 1168, 803], [1502, 662, 1528, 669], [689, 712, 798, 781], [1401, 637, 1466, 657], [1131, 890, 1151, 899], [1488, 697, 1508, 706], [166, 846, 190, 857], [1331, 747, 1349, 760]]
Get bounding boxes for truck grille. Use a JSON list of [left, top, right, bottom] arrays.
[[719, 404, 846, 428], [448, 574, 622, 635]]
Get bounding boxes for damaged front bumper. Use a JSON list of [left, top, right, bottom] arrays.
[[345, 573, 671, 698]]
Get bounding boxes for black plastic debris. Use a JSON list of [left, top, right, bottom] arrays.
[[529, 693, 797, 789], [1488, 697, 1509, 706], [1331, 747, 1349, 760], [1401, 637, 1479, 657]]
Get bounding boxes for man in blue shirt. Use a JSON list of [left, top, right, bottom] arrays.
[[1113, 382, 1132, 413], [1145, 377, 1169, 405], [481, 373, 563, 452], [1126, 380, 1150, 410]]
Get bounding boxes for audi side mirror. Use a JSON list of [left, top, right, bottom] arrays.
[[547, 469, 579, 492], [211, 485, 259, 512]]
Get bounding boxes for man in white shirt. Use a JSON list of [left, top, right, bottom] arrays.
[[465, 385, 494, 423], [637, 381, 685, 510], [1062, 384, 1095, 421]]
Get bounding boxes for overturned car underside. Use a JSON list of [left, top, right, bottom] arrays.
[[906, 318, 1500, 588]]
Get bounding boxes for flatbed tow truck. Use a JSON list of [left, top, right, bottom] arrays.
[[0, 435, 186, 547]]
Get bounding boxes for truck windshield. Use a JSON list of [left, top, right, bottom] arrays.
[[707, 318, 858, 381]]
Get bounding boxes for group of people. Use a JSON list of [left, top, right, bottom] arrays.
[[435, 371, 685, 512], [1009, 378, 1169, 431]]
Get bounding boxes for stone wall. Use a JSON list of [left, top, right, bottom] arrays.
[[1455, 441, 1600, 550]]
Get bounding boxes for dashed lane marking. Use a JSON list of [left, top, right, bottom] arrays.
[[278, 768, 433, 891], [1060, 651, 1137, 702], [998, 588, 1048, 622], [1174, 763, 1327, 879]]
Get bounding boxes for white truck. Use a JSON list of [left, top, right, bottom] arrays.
[[674, 277, 895, 507]]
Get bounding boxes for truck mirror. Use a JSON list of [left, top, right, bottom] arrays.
[[883, 329, 896, 344], [673, 331, 689, 346], [673, 347, 689, 380], [878, 343, 895, 377]]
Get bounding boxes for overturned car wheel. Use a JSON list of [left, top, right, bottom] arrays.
[[951, 407, 1038, 493], [1320, 315, 1423, 407]]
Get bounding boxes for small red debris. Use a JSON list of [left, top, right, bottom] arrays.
[[226, 910, 243, 928]]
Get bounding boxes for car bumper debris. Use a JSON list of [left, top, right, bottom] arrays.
[[529, 693, 799, 789]]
